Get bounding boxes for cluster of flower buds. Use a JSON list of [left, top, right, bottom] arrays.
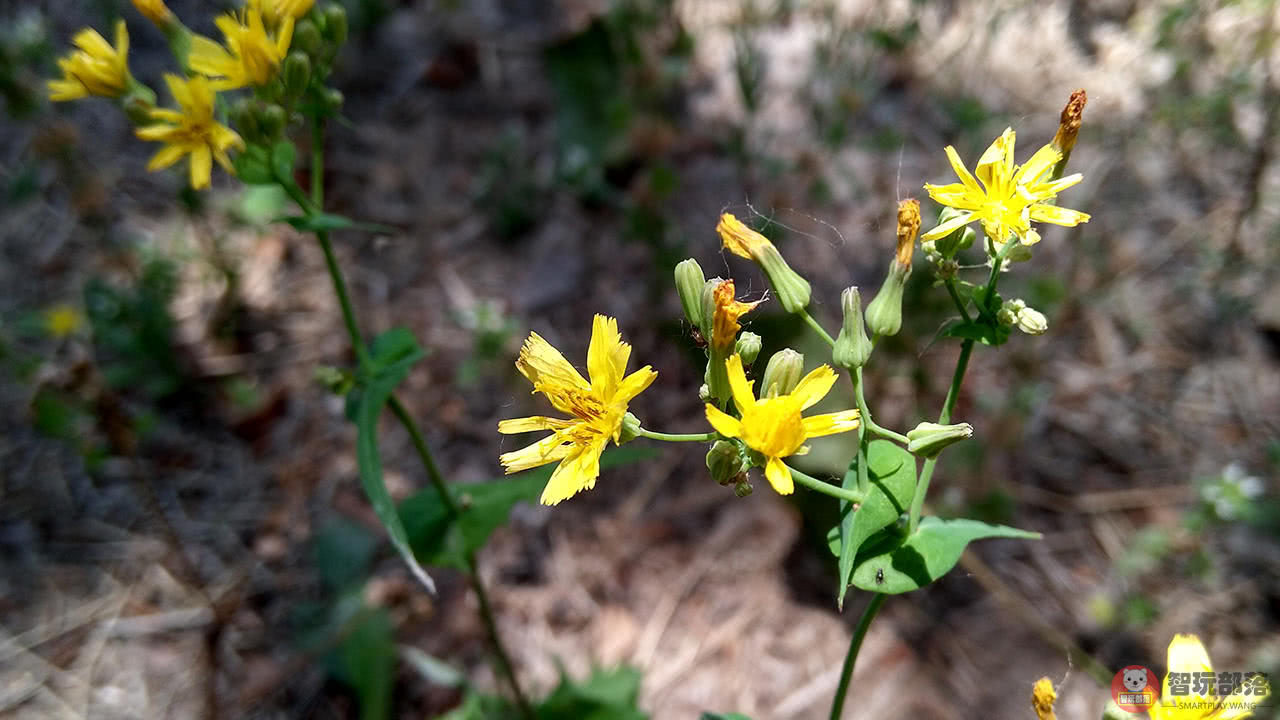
[[997, 298, 1048, 336]]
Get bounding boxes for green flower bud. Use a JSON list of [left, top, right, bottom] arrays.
[[258, 103, 286, 140], [997, 299, 1022, 327], [282, 51, 312, 98], [698, 383, 711, 402], [674, 258, 706, 329], [865, 261, 909, 337], [734, 332, 762, 366], [906, 421, 973, 459], [833, 287, 872, 370], [933, 207, 976, 258], [706, 440, 747, 485], [618, 411, 642, 444], [324, 88, 344, 113], [322, 4, 348, 47], [314, 365, 353, 395], [698, 277, 725, 339], [716, 213, 810, 313], [228, 98, 260, 140], [733, 479, 753, 497], [293, 18, 323, 59], [760, 349, 804, 398]]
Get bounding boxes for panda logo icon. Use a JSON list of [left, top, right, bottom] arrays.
[[1123, 668, 1148, 692]]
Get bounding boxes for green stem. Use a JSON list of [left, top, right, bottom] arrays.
[[944, 279, 972, 323], [907, 338, 973, 534], [800, 309, 837, 347], [306, 120, 532, 718], [829, 593, 886, 720], [636, 429, 718, 443], [852, 369, 909, 446], [789, 466, 865, 503]]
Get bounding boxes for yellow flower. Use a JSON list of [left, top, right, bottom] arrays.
[[136, 74, 244, 190], [130, 0, 173, 25], [922, 128, 1090, 247], [499, 315, 657, 506], [704, 355, 860, 495], [189, 9, 293, 90], [716, 212, 811, 313], [249, 0, 316, 25], [710, 279, 761, 352], [1149, 634, 1269, 720], [44, 304, 84, 338], [1031, 677, 1057, 720], [47, 21, 130, 102], [717, 212, 771, 261]]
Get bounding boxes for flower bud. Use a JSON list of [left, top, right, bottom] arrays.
[[293, 18, 323, 59], [1016, 306, 1048, 336], [734, 332, 762, 366], [932, 207, 976, 258], [282, 51, 312, 98], [708, 279, 761, 353], [698, 277, 725, 340], [1050, 89, 1086, 180], [865, 200, 919, 338], [617, 411, 642, 444], [131, 0, 173, 26], [865, 261, 908, 338], [324, 88, 344, 112], [760, 349, 804, 398], [715, 213, 811, 313], [706, 440, 747, 485], [258, 103, 286, 139], [906, 421, 973, 459], [674, 258, 706, 328], [322, 4, 349, 47], [228, 98, 259, 140], [833, 287, 872, 370], [733, 479, 753, 497]]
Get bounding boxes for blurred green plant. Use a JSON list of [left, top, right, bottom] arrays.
[[83, 254, 185, 400]]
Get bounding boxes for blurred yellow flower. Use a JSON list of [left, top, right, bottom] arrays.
[[1031, 677, 1057, 720], [499, 315, 657, 506], [1149, 634, 1269, 720], [136, 74, 244, 190], [250, 0, 315, 25], [47, 21, 130, 101], [44, 304, 84, 338], [704, 355, 859, 495], [130, 0, 173, 25], [710, 279, 761, 352], [189, 9, 293, 90], [922, 128, 1089, 247]]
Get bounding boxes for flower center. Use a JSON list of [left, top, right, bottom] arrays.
[[740, 397, 806, 457]]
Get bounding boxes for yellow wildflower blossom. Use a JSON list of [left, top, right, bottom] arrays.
[[499, 315, 657, 506], [704, 355, 860, 495], [250, 0, 316, 25], [136, 74, 244, 190], [1031, 677, 1057, 720], [1149, 634, 1269, 720], [189, 9, 293, 90], [710, 279, 761, 352], [130, 0, 173, 25], [47, 21, 130, 102], [44, 304, 84, 338], [922, 128, 1090, 247]]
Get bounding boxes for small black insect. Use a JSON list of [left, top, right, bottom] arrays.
[[875, 568, 885, 585]]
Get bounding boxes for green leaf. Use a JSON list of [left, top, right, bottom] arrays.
[[537, 666, 647, 720], [700, 714, 755, 720], [354, 328, 433, 591], [850, 516, 1040, 594], [337, 608, 394, 720], [270, 140, 296, 181], [276, 213, 397, 234], [233, 145, 274, 185], [832, 440, 916, 609], [400, 447, 656, 569], [312, 520, 379, 591], [942, 319, 1010, 347]]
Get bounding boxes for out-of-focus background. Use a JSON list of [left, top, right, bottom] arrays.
[[3, 0, 1279, 718]]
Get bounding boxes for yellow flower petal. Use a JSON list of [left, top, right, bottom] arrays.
[[790, 365, 836, 410], [497, 416, 575, 434], [802, 409, 861, 438], [1028, 204, 1090, 227], [587, 314, 626, 398], [540, 438, 606, 505], [516, 331, 590, 392], [725, 353, 756, 413], [764, 456, 794, 494], [705, 404, 742, 438], [499, 434, 572, 474]]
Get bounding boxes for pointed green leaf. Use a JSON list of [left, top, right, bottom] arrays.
[[942, 319, 1010, 346], [336, 607, 394, 720], [276, 213, 396, 234], [400, 447, 657, 569], [833, 440, 915, 608], [850, 516, 1040, 594], [233, 145, 274, 185], [354, 328, 433, 591]]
